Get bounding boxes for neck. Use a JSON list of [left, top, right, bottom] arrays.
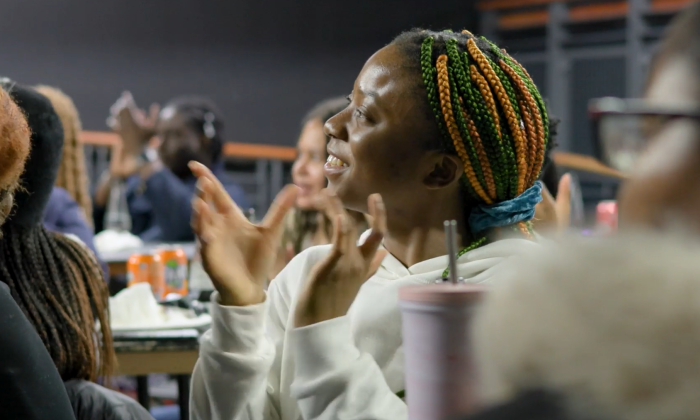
[[382, 195, 473, 268]]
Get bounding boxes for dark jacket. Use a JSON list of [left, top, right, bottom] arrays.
[[0, 282, 76, 420], [65, 380, 154, 420], [44, 186, 109, 278], [97, 162, 249, 242]]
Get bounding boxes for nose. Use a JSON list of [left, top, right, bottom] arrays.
[[324, 109, 349, 142], [293, 157, 309, 176]]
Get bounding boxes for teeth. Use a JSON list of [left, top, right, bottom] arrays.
[[326, 155, 348, 168]]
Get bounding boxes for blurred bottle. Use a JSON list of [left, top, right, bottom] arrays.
[[104, 178, 132, 232]]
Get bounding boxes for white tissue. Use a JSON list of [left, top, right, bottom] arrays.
[[95, 229, 144, 254], [110, 283, 211, 331]]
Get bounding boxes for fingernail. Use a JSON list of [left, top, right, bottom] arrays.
[[374, 195, 384, 210]]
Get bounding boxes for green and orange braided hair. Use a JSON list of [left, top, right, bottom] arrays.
[[392, 29, 550, 240]]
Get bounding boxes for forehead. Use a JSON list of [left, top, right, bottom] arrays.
[[646, 56, 700, 104], [355, 44, 419, 110]]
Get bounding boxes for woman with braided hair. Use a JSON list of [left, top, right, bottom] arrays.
[[1, 81, 152, 420], [189, 29, 550, 420], [0, 83, 79, 420]]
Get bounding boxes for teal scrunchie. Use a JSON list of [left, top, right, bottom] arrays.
[[468, 181, 543, 233]]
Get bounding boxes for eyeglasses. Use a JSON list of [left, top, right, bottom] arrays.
[[589, 97, 700, 173]]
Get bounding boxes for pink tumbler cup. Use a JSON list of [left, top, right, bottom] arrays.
[[399, 283, 486, 420]]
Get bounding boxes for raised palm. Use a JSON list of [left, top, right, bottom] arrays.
[[190, 162, 297, 306]]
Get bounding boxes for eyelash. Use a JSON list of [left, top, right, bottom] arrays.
[[347, 93, 369, 121]]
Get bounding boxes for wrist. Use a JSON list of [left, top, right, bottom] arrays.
[[293, 295, 347, 327], [139, 158, 163, 181], [217, 283, 265, 307]]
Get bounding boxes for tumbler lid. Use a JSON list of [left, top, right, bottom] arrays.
[[399, 283, 487, 305]]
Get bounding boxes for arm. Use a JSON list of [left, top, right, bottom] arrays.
[[49, 190, 109, 279], [0, 283, 76, 420], [290, 193, 406, 420], [190, 269, 290, 420], [289, 318, 407, 420], [93, 170, 112, 209]]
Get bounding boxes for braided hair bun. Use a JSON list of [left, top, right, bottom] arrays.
[[393, 29, 550, 238]]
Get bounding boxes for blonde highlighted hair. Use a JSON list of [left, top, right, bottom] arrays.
[[35, 85, 92, 227]]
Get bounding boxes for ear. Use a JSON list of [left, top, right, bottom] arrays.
[[423, 154, 463, 189]]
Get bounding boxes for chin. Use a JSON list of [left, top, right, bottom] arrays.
[[327, 182, 368, 213]]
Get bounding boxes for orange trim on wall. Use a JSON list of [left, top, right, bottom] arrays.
[[477, 0, 556, 11], [222, 142, 296, 161], [499, 10, 549, 30], [80, 131, 297, 162], [650, 0, 695, 13], [81, 131, 120, 147], [569, 2, 628, 22]]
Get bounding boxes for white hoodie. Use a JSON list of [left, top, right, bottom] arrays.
[[190, 238, 538, 420]]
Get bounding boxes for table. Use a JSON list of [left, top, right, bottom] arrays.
[[114, 328, 202, 420], [103, 242, 196, 277]]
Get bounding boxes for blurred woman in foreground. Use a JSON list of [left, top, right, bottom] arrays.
[[471, 232, 700, 420]]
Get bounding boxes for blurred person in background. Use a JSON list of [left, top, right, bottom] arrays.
[[189, 28, 551, 420], [1, 82, 152, 420], [0, 83, 77, 420], [617, 2, 700, 232], [470, 232, 700, 420], [35, 85, 107, 277], [275, 96, 369, 275], [94, 92, 249, 242]]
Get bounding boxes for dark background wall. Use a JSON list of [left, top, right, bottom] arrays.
[[0, 0, 476, 146]]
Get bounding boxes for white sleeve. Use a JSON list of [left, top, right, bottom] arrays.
[[190, 278, 290, 420], [289, 316, 408, 420]]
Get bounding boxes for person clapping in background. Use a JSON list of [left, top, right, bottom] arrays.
[[94, 93, 249, 242]]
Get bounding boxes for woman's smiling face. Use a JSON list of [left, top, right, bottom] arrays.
[[323, 43, 447, 214]]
